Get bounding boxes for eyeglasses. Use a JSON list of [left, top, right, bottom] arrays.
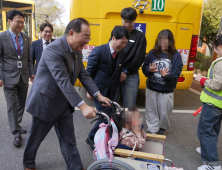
[[81, 34, 92, 42], [43, 30, 52, 34], [13, 20, 25, 25]]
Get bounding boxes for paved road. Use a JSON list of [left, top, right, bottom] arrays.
[[0, 85, 221, 170]]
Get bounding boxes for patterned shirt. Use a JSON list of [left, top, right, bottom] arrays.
[[119, 128, 146, 150]]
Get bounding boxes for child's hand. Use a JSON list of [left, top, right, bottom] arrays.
[[149, 63, 158, 72], [160, 67, 169, 77]]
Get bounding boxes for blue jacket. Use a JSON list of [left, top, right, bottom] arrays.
[[142, 49, 183, 93], [31, 38, 55, 74], [86, 43, 126, 101]]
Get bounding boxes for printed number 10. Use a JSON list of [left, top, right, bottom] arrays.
[[152, 0, 164, 11]]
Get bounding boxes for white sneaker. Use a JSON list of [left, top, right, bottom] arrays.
[[196, 147, 201, 154], [197, 165, 221, 170]]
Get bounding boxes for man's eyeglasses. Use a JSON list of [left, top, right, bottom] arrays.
[[81, 34, 92, 42], [43, 30, 52, 34], [13, 20, 25, 25]]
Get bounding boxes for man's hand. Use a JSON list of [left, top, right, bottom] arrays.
[[87, 92, 93, 101], [160, 67, 169, 77], [195, 73, 202, 82], [0, 79, 4, 87], [120, 72, 127, 82], [30, 75, 35, 83], [79, 103, 96, 119], [97, 95, 111, 107], [149, 63, 158, 72]]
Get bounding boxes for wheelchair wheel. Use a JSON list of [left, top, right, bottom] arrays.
[[87, 158, 135, 170]]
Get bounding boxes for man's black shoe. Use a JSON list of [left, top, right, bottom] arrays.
[[13, 136, 22, 146], [19, 125, 27, 134], [86, 137, 95, 150], [159, 128, 166, 135]]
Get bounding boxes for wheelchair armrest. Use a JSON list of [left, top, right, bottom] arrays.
[[115, 148, 164, 162], [146, 133, 166, 141]]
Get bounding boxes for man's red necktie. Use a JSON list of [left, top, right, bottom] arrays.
[[112, 51, 117, 59], [16, 35, 21, 55]]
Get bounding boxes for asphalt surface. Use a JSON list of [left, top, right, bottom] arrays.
[[0, 85, 221, 170]]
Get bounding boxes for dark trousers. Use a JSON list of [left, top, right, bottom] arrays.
[[3, 77, 28, 137], [197, 103, 222, 166], [23, 109, 83, 170]]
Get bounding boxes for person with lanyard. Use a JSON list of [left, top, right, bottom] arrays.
[[117, 7, 147, 109], [85, 26, 130, 150], [195, 34, 222, 170], [31, 22, 55, 75], [0, 9, 35, 146]]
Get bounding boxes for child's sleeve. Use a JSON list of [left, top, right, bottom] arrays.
[[135, 130, 146, 150]]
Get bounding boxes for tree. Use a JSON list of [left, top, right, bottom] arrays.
[[199, 0, 222, 57], [53, 24, 66, 38], [34, 0, 65, 29]]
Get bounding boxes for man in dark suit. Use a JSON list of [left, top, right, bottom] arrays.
[[31, 22, 55, 74], [0, 10, 35, 146], [23, 18, 111, 170], [86, 26, 130, 150]]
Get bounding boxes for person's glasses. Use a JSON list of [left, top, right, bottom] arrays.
[[13, 20, 25, 25], [81, 34, 92, 42], [43, 30, 52, 34]]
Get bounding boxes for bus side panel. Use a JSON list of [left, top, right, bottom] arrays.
[[176, 71, 194, 89], [175, 23, 194, 70], [193, 0, 204, 35], [70, 0, 82, 20]]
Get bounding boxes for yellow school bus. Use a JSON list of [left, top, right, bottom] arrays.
[[0, 0, 38, 41], [70, 0, 204, 89]]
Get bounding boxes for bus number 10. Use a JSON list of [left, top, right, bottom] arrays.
[[152, 0, 165, 12]]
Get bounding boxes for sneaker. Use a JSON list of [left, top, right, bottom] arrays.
[[159, 128, 166, 135], [196, 147, 201, 154], [197, 165, 221, 170]]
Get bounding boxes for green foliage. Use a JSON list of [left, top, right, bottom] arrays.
[[195, 61, 201, 69], [199, 63, 204, 71], [201, 56, 212, 71], [34, 0, 65, 27], [199, 0, 222, 57], [196, 51, 205, 62], [53, 24, 66, 38]]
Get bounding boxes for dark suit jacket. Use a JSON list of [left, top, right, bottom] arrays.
[[26, 35, 99, 122], [86, 43, 125, 101], [0, 30, 34, 84], [31, 38, 55, 74]]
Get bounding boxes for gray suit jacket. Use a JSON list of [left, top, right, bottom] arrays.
[[26, 35, 99, 122], [0, 30, 34, 84]]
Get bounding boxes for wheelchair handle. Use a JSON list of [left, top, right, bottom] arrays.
[[95, 111, 112, 138], [100, 101, 121, 113]]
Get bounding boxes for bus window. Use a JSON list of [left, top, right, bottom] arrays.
[[0, 0, 37, 41]]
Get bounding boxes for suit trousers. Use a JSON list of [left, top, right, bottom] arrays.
[[23, 104, 83, 170], [3, 76, 28, 137]]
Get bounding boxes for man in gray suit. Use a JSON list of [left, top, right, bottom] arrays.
[[23, 18, 110, 170], [0, 10, 35, 146]]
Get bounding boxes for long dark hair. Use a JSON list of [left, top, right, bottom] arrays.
[[153, 29, 176, 60], [214, 34, 222, 48]]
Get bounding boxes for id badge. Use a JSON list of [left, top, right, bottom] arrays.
[[17, 61, 22, 68]]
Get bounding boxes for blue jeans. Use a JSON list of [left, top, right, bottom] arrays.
[[197, 103, 222, 166], [119, 71, 140, 108]]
